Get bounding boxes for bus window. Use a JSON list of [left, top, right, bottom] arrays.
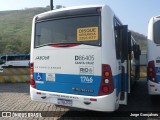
[[23, 55, 30, 60], [154, 21, 160, 44], [35, 16, 101, 47], [7, 56, 15, 61], [0, 56, 6, 65]]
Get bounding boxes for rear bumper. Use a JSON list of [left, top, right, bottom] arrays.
[[148, 80, 160, 95], [30, 86, 117, 112]]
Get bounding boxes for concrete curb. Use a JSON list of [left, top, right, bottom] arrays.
[[0, 68, 30, 83]]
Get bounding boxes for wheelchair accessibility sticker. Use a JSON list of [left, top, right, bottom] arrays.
[[34, 73, 45, 84], [156, 67, 160, 75], [37, 73, 42, 80]]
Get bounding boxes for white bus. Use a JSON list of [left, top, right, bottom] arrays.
[[30, 5, 140, 111], [147, 15, 160, 95], [0, 54, 30, 69]]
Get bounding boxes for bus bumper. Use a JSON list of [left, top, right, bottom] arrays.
[[148, 80, 160, 95], [30, 86, 117, 112]]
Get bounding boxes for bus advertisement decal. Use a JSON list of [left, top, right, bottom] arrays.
[[77, 27, 98, 41]]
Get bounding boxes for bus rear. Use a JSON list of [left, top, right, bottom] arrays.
[[147, 16, 160, 95], [30, 5, 117, 112]]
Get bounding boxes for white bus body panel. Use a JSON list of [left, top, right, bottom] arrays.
[[30, 86, 116, 112], [147, 16, 160, 95], [148, 80, 160, 95]]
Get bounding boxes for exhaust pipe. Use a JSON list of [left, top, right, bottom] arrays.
[[50, 0, 53, 10]]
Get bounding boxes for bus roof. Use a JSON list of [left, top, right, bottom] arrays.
[[34, 4, 111, 19]]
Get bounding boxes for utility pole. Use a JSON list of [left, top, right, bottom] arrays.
[[50, 0, 53, 10]]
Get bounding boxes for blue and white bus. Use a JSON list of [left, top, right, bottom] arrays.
[[147, 15, 160, 95], [30, 5, 140, 111], [0, 54, 30, 69]]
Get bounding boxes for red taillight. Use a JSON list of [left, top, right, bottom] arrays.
[[147, 61, 157, 83], [30, 63, 36, 88], [98, 64, 114, 96], [102, 86, 109, 93]]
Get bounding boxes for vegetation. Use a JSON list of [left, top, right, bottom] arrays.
[[131, 30, 147, 53], [0, 7, 49, 55], [0, 7, 147, 55]]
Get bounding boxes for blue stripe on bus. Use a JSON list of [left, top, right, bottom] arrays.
[[34, 73, 128, 96], [156, 76, 160, 83], [34, 73, 101, 96], [113, 74, 121, 96], [156, 67, 160, 82]]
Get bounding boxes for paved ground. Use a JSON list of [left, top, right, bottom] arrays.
[[0, 83, 69, 120], [0, 79, 160, 120]]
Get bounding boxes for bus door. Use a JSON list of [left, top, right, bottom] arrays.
[[115, 25, 129, 105]]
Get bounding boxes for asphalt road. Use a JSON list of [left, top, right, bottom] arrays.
[[0, 78, 160, 120]]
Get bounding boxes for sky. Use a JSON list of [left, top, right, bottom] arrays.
[[0, 0, 159, 36]]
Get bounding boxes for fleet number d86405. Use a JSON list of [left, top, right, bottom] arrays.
[[75, 55, 94, 61]]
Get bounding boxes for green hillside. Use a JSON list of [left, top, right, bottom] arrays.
[[131, 30, 147, 53], [0, 7, 49, 55], [0, 7, 147, 55]]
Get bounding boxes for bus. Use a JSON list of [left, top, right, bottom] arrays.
[[147, 15, 160, 95], [30, 5, 140, 111], [0, 54, 30, 69]]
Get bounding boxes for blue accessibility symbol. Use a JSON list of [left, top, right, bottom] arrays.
[[156, 67, 160, 74], [36, 73, 43, 81]]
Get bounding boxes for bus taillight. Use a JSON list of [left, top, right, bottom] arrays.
[[30, 63, 36, 88], [98, 64, 114, 96], [147, 61, 157, 83]]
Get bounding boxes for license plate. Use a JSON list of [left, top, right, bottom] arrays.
[[57, 99, 72, 106]]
